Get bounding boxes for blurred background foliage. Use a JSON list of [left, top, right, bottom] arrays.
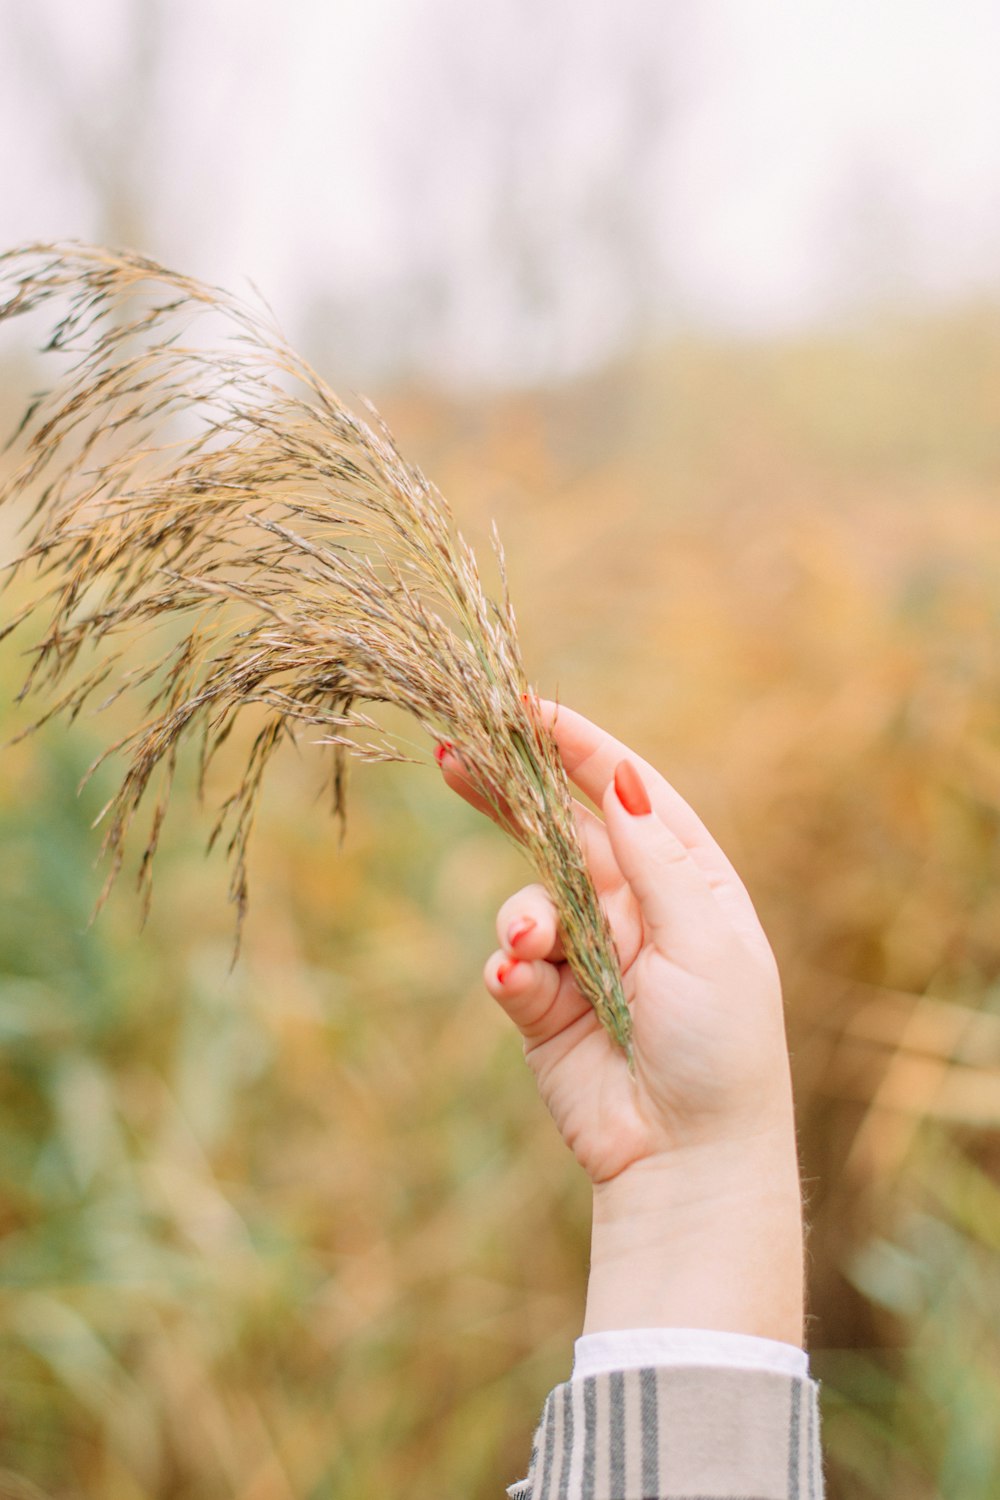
[[2, 1, 1000, 1496], [1, 312, 999, 1499]]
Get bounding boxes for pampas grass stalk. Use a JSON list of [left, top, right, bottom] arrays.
[[0, 242, 632, 1060]]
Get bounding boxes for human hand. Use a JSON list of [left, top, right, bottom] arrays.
[[439, 700, 805, 1342]]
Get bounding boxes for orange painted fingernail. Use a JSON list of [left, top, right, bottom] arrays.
[[507, 916, 536, 949], [434, 740, 454, 766], [614, 759, 652, 817], [496, 958, 516, 985]]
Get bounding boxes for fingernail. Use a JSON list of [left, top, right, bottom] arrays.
[[614, 759, 652, 817], [434, 740, 454, 766], [496, 958, 516, 985], [507, 916, 536, 950]]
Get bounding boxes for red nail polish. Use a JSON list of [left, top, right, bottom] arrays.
[[496, 958, 515, 985], [614, 759, 652, 817], [507, 916, 536, 949], [434, 740, 454, 766]]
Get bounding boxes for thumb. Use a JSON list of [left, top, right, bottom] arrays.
[[602, 759, 723, 966]]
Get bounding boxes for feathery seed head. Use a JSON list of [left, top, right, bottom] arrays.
[[0, 242, 633, 1060]]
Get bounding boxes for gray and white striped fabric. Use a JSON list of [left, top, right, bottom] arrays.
[[507, 1366, 823, 1500]]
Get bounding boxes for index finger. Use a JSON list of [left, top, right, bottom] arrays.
[[437, 740, 623, 887], [533, 698, 739, 875]]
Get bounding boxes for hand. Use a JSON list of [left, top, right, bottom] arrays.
[[438, 698, 794, 1180], [439, 700, 805, 1343]]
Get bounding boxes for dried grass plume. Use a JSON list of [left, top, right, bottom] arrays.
[[0, 241, 632, 1059]]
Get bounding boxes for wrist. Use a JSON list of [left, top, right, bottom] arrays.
[[583, 1124, 805, 1346]]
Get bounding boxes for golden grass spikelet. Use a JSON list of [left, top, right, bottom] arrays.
[[0, 241, 632, 1058]]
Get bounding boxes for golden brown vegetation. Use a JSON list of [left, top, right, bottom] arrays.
[[1, 301, 999, 1498], [0, 243, 630, 1054]]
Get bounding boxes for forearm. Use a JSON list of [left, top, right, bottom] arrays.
[[583, 1123, 806, 1346], [516, 1137, 817, 1500]]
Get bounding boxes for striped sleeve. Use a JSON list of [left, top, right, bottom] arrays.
[[507, 1365, 823, 1499]]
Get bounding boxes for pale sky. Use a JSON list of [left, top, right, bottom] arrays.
[[2, 0, 1000, 383]]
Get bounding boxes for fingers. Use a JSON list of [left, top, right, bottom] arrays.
[[484, 949, 588, 1044], [436, 738, 623, 887], [533, 700, 737, 866], [435, 707, 762, 976], [436, 704, 738, 887], [495, 883, 564, 962], [602, 758, 724, 965], [531, 699, 760, 927], [436, 742, 518, 833]]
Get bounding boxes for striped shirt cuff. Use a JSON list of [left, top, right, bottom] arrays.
[[573, 1328, 809, 1381], [508, 1365, 823, 1500]]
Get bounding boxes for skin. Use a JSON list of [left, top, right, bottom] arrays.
[[439, 700, 806, 1345]]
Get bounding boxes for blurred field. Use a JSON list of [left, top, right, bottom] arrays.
[[2, 307, 1000, 1499]]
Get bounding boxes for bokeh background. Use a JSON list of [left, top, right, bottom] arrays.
[[2, 3, 1000, 1497]]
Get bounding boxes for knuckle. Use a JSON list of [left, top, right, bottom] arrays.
[[496, 882, 554, 937], [646, 834, 692, 878], [483, 952, 504, 988]]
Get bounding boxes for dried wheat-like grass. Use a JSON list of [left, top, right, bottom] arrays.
[[0, 242, 632, 1057]]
